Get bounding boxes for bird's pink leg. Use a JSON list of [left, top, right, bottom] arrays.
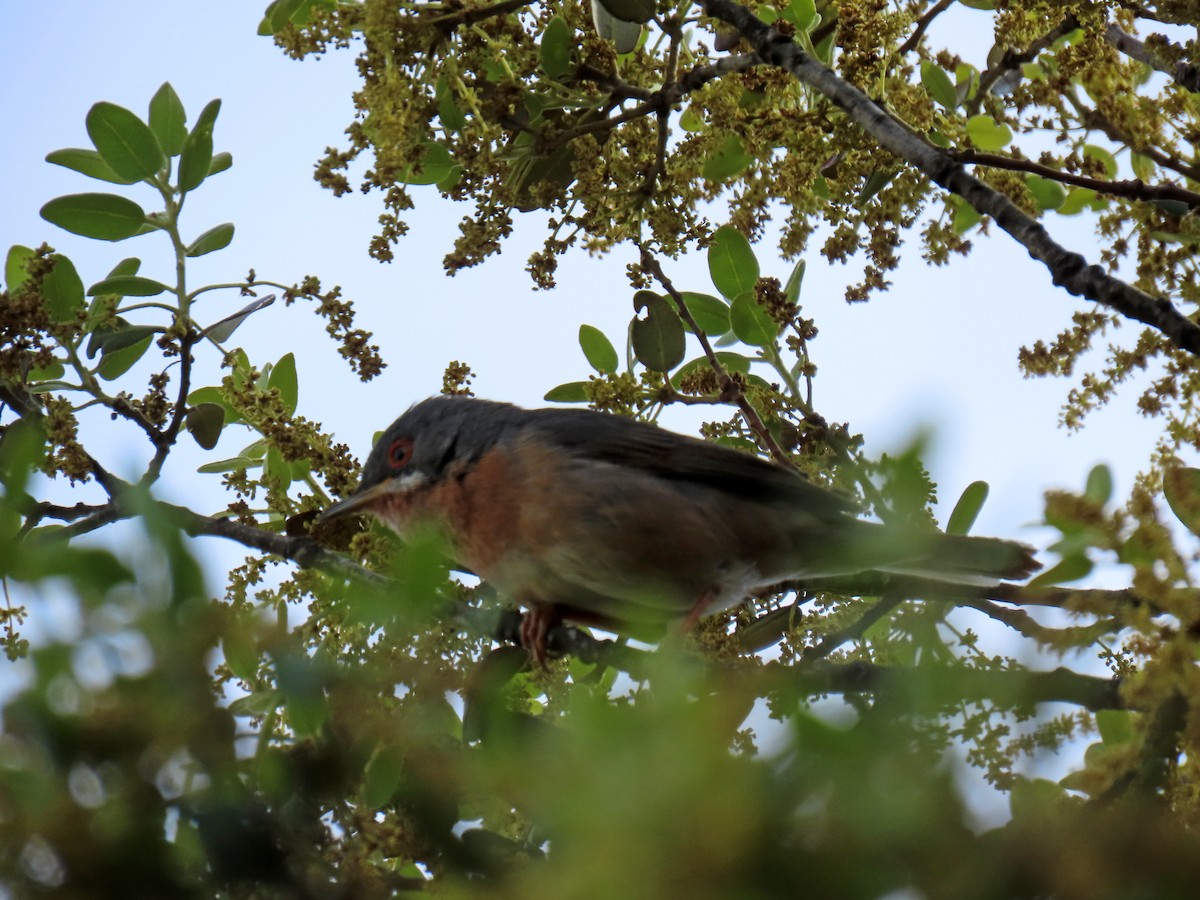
[[519, 604, 561, 667], [679, 590, 717, 636]]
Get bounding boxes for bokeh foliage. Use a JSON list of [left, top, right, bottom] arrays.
[[5, 0, 1200, 896]]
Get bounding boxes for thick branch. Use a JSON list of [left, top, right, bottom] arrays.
[[701, 0, 1200, 356]]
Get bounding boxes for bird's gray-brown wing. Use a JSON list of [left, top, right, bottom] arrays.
[[525, 407, 855, 518]]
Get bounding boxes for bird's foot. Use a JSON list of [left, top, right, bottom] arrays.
[[519, 604, 562, 667]]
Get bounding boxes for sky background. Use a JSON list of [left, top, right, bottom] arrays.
[[0, 0, 1172, 825]]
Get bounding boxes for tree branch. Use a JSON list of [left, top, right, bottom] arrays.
[[701, 0, 1200, 357], [950, 148, 1200, 209], [1105, 24, 1200, 93]]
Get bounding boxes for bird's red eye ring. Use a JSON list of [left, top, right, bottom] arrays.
[[388, 437, 414, 469]]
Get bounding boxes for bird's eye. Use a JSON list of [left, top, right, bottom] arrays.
[[388, 437, 414, 469]]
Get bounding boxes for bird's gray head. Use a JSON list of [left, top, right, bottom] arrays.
[[319, 396, 526, 521]]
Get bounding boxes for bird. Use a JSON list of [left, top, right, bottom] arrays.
[[319, 396, 1039, 662]]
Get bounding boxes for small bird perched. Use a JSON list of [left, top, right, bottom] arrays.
[[320, 397, 1038, 661]]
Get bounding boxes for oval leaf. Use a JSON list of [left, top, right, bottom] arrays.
[[186, 223, 235, 257], [1025, 175, 1065, 211], [399, 142, 454, 186], [268, 352, 299, 416], [544, 382, 589, 403], [178, 100, 221, 193], [86, 101, 164, 181], [41, 193, 146, 241], [730, 291, 778, 347], [541, 16, 573, 79], [920, 61, 957, 110], [579, 324, 619, 374], [45, 148, 137, 185], [1084, 463, 1113, 505], [187, 403, 226, 450], [198, 456, 261, 475], [965, 115, 1012, 151], [96, 334, 153, 381], [946, 481, 989, 535], [1163, 467, 1200, 537], [681, 292, 731, 336], [783, 259, 806, 306], [5, 245, 35, 290], [208, 151, 233, 177], [42, 255, 85, 322], [708, 226, 759, 300], [149, 82, 188, 156], [87, 275, 170, 297], [595, 0, 654, 25], [702, 133, 753, 182], [631, 291, 685, 372]]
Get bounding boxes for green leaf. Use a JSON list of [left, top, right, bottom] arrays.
[[87, 322, 157, 359], [1084, 463, 1113, 505], [86, 101, 164, 181], [631, 291, 685, 372], [208, 151, 233, 177], [1131, 151, 1156, 182], [5, 245, 35, 290], [920, 61, 957, 110], [269, 0, 304, 31], [1057, 187, 1097, 216], [1083, 144, 1117, 179], [680, 292, 731, 336], [363, 747, 406, 808], [544, 382, 589, 403], [730, 291, 778, 347], [186, 403, 225, 450], [1163, 467, 1200, 537], [946, 481, 988, 535], [702, 133, 753, 182], [1096, 709, 1134, 746], [679, 105, 705, 132], [670, 351, 752, 389], [541, 16, 573, 79], [96, 335, 153, 381], [45, 148, 137, 185], [149, 82, 188, 156], [178, 100, 221, 193], [579, 324, 619, 373], [782, 0, 818, 31], [266, 446, 293, 491], [203, 294, 276, 343], [1027, 552, 1092, 588], [951, 195, 982, 234], [857, 169, 895, 207], [708, 226, 759, 300], [783, 259, 805, 306], [398, 142, 454, 186], [186, 223, 235, 257], [268, 352, 299, 416], [198, 456, 260, 475], [1025, 175, 1065, 211], [595, 0, 654, 24], [41, 193, 146, 241], [955, 63, 980, 104], [965, 115, 1012, 151], [42, 255, 85, 322], [87, 275, 170, 297]]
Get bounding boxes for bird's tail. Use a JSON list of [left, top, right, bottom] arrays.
[[783, 517, 1039, 584], [878, 531, 1040, 583]]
